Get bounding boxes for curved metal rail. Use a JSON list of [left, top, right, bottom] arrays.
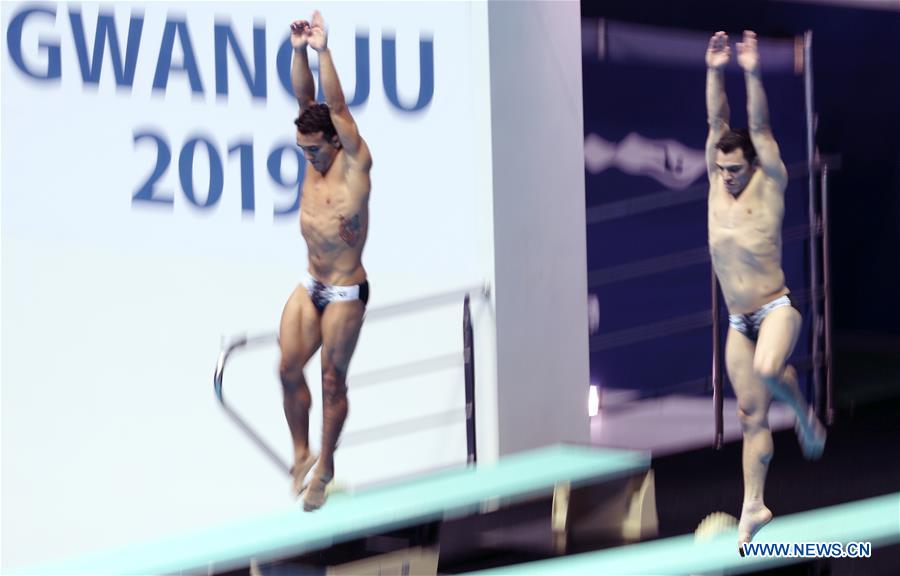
[[213, 332, 288, 474], [213, 284, 491, 475]]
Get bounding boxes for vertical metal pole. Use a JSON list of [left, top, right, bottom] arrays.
[[804, 30, 822, 415], [821, 164, 835, 425], [463, 294, 477, 464], [712, 271, 723, 450]]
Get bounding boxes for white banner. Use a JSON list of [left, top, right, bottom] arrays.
[[1, 1, 494, 569]]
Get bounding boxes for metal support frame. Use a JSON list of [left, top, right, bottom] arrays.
[[213, 284, 490, 475]]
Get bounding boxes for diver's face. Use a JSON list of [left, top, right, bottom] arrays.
[[297, 131, 341, 174], [715, 149, 754, 196]]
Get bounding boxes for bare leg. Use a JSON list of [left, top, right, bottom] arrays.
[[282, 377, 311, 461], [318, 364, 349, 480], [303, 299, 365, 511], [738, 420, 774, 548], [726, 328, 774, 547], [755, 306, 826, 460], [283, 385, 318, 495], [279, 286, 322, 496]]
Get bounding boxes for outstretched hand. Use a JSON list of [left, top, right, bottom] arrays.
[[736, 30, 759, 72], [706, 31, 730, 70], [307, 10, 328, 52]]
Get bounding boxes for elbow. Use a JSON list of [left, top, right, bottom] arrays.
[[708, 118, 728, 132], [326, 100, 349, 116]]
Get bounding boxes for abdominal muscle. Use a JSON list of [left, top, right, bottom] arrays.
[[710, 241, 788, 314], [708, 179, 788, 315], [299, 193, 368, 286]]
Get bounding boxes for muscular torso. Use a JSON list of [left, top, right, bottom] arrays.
[[708, 170, 788, 314], [300, 151, 370, 285]]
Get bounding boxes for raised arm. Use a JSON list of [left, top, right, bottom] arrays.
[[706, 31, 731, 181], [737, 30, 787, 183], [290, 20, 316, 110], [307, 11, 370, 166]]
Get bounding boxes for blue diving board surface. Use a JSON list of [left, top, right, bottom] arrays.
[[26, 444, 649, 576], [467, 492, 900, 575]]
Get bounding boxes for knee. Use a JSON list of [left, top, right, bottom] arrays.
[[279, 360, 307, 393], [737, 403, 767, 431], [753, 356, 783, 382], [322, 367, 348, 402]]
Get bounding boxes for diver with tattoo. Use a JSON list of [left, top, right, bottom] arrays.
[[280, 10, 373, 511]]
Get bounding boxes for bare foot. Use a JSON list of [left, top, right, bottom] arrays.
[[795, 407, 826, 460], [302, 468, 333, 512], [694, 511, 737, 541], [737, 501, 772, 552], [290, 452, 318, 497]]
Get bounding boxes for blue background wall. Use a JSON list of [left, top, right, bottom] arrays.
[[582, 0, 900, 404]]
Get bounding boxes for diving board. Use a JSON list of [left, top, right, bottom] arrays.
[[26, 444, 648, 575], [465, 492, 900, 575]]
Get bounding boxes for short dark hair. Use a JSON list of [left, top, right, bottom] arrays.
[[294, 103, 337, 141], [715, 129, 757, 165]]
